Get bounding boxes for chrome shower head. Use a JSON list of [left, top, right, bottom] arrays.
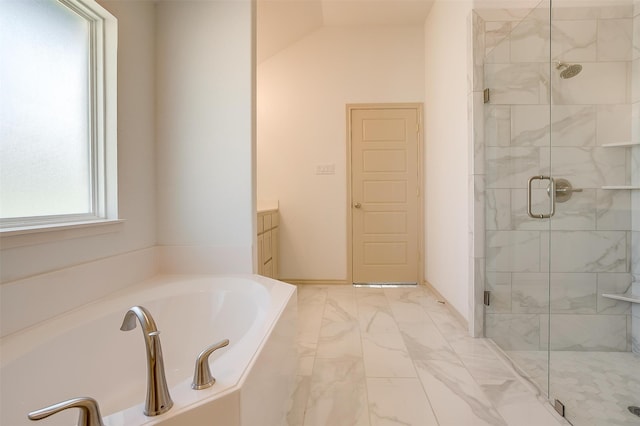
[[555, 62, 582, 79]]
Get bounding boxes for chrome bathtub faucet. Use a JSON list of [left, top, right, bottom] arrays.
[[28, 396, 105, 426], [192, 339, 230, 390], [120, 306, 174, 416]]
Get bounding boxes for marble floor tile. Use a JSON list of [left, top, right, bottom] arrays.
[[362, 332, 416, 378], [357, 291, 399, 334], [316, 318, 362, 358], [297, 285, 329, 306], [358, 308, 399, 334], [428, 307, 470, 340], [298, 302, 326, 324], [510, 350, 640, 426], [303, 357, 370, 426], [290, 284, 566, 426], [447, 334, 497, 358], [398, 320, 453, 358], [297, 355, 315, 376], [366, 377, 439, 426], [479, 378, 562, 426], [458, 352, 517, 384], [415, 355, 509, 426], [382, 285, 436, 307], [288, 375, 312, 426], [297, 331, 320, 356], [504, 350, 550, 395], [387, 297, 433, 322], [323, 291, 358, 321]]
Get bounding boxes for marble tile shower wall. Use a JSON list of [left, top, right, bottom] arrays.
[[478, 3, 638, 353]]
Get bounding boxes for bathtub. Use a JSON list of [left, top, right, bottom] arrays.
[[0, 274, 298, 426]]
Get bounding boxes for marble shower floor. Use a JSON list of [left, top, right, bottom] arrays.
[[506, 350, 640, 426], [287, 284, 567, 426]]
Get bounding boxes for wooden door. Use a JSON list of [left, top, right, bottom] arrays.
[[350, 106, 420, 284]]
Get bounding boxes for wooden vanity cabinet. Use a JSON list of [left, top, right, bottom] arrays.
[[257, 210, 278, 279]]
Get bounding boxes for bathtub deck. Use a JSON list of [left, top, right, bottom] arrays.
[[288, 284, 567, 426]]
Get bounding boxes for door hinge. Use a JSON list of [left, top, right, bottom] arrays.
[[554, 400, 565, 417], [484, 88, 490, 104], [483, 291, 491, 306]]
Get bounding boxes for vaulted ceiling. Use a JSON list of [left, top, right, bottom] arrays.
[[256, 0, 436, 62]]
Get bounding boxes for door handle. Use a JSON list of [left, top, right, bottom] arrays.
[[354, 202, 362, 209], [527, 175, 555, 219]]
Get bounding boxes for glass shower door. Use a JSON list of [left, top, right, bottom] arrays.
[[483, 1, 639, 422], [547, 0, 640, 424]]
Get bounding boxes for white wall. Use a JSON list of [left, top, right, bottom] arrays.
[[0, 1, 159, 336], [1, 0, 257, 336], [0, 1, 157, 283], [424, 1, 473, 320], [257, 26, 424, 281], [155, 1, 256, 274]]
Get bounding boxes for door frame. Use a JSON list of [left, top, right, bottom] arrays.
[[346, 103, 425, 285]]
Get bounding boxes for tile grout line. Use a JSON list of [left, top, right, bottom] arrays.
[[354, 287, 373, 426], [298, 286, 329, 426]]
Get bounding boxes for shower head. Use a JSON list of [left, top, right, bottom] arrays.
[[555, 62, 582, 79]]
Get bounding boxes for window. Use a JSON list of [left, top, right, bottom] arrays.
[[0, 0, 117, 231]]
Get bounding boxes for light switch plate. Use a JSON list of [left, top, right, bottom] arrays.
[[316, 164, 335, 175]]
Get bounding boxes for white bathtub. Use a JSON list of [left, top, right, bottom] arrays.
[[0, 274, 298, 426]]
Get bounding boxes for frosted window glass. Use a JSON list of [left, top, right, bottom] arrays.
[[0, 0, 91, 219]]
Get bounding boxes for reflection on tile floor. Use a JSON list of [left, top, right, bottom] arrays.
[[287, 285, 567, 426], [507, 350, 640, 426]]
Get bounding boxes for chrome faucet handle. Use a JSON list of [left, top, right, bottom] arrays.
[[192, 339, 230, 390], [28, 397, 105, 426]]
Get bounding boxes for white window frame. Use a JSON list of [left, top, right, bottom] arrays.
[[0, 0, 118, 236]]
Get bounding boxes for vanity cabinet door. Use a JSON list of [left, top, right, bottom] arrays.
[[257, 210, 278, 279], [263, 259, 273, 278], [263, 229, 273, 265], [272, 227, 279, 279], [257, 233, 264, 275]]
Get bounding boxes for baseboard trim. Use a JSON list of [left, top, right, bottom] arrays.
[[423, 279, 469, 331], [280, 278, 350, 286]]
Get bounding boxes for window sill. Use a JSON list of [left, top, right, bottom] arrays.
[[0, 219, 125, 249]]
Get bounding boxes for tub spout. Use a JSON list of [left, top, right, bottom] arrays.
[[192, 339, 230, 390], [28, 397, 104, 426], [120, 306, 173, 416]]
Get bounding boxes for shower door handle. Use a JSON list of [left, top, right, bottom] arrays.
[[527, 175, 555, 219]]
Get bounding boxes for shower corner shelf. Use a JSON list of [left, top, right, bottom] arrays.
[[600, 142, 640, 189], [602, 293, 640, 304], [601, 141, 639, 148], [599, 142, 639, 189]]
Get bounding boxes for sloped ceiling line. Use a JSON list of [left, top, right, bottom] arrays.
[[256, 0, 435, 63]]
